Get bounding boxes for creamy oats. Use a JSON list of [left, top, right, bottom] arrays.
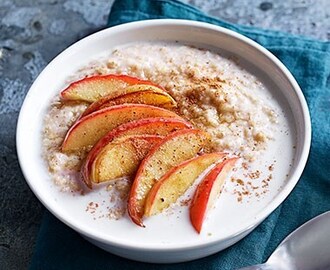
[[42, 42, 278, 204]]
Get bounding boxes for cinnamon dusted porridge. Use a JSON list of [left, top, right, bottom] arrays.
[[43, 42, 280, 217]]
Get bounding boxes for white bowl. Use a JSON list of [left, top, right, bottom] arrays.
[[17, 19, 311, 263]]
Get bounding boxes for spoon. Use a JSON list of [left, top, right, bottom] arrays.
[[239, 211, 330, 270]]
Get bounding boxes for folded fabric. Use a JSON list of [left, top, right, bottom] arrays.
[[30, 0, 330, 269]]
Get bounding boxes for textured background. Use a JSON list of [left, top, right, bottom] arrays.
[[0, 0, 329, 269]]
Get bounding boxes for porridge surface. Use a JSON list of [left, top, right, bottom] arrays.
[[43, 42, 279, 207]]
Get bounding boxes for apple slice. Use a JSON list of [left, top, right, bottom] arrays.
[[190, 157, 238, 234], [61, 74, 162, 102], [128, 129, 211, 227], [61, 104, 183, 152], [81, 117, 192, 188], [90, 135, 163, 186], [144, 152, 226, 217], [81, 89, 177, 117], [109, 90, 176, 109]]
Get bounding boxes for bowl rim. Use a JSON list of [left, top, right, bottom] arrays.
[[16, 19, 311, 251]]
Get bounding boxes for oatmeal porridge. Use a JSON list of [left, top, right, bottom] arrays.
[[42, 42, 280, 220]]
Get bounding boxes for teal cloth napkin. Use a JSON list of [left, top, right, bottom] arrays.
[[30, 0, 330, 269]]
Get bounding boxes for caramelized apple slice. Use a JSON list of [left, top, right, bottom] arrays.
[[128, 129, 211, 227], [144, 152, 226, 217], [61, 104, 183, 152], [190, 157, 238, 233], [90, 135, 163, 186], [81, 117, 192, 188], [61, 74, 162, 102], [81, 89, 177, 117]]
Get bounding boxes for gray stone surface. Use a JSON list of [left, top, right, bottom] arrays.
[[0, 0, 329, 269]]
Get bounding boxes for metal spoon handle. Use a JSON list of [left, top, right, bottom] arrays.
[[239, 211, 330, 270], [267, 211, 330, 270]]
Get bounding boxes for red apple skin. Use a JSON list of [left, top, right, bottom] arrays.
[[190, 157, 238, 234], [61, 74, 163, 102], [81, 117, 192, 188]]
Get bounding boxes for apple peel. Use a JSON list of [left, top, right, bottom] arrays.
[[190, 157, 238, 234]]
